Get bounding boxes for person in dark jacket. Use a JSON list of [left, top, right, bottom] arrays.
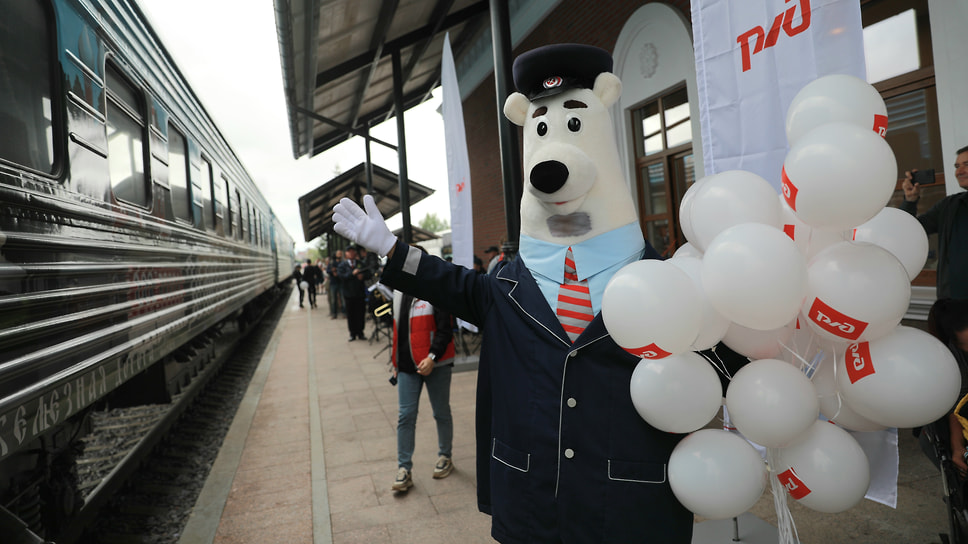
[[337, 245, 371, 340], [302, 259, 323, 308], [901, 144, 968, 301], [327, 250, 344, 319], [292, 264, 305, 308], [389, 254, 457, 491]]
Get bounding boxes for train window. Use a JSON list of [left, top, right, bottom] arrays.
[[234, 188, 242, 239], [223, 175, 232, 236], [106, 63, 149, 206], [0, 0, 56, 172], [168, 126, 191, 221], [200, 156, 215, 229]]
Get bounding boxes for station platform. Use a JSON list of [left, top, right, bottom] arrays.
[[177, 287, 952, 544]]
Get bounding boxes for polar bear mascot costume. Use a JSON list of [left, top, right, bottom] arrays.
[[333, 44, 692, 544]]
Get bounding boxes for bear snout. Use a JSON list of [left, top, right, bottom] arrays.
[[529, 160, 569, 194]]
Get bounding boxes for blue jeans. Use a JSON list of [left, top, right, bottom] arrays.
[[397, 365, 453, 471]]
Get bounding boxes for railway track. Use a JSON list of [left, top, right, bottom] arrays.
[[53, 287, 291, 544]]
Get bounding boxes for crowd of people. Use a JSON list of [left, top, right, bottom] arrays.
[[293, 244, 382, 341]]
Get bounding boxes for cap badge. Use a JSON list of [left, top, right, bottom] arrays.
[[542, 76, 563, 89]]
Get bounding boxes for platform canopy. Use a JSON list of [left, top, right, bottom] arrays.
[[298, 162, 434, 242], [274, 0, 489, 160]]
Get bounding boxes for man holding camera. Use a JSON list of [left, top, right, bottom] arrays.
[[901, 145, 968, 301]]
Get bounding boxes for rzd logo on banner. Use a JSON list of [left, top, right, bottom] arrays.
[[736, 0, 812, 72]]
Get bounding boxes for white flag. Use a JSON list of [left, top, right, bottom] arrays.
[[441, 33, 478, 333], [692, 0, 866, 190]]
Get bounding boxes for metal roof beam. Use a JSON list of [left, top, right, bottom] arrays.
[[347, 0, 400, 128], [313, 1, 487, 89], [295, 106, 398, 151]]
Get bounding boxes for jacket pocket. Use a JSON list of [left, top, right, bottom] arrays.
[[607, 459, 666, 484], [492, 438, 530, 473]]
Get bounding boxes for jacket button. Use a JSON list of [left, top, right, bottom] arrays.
[[567, 397, 577, 408], [564, 448, 575, 459], [569, 351, 578, 358]]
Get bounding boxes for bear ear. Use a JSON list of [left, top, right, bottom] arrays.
[[504, 92, 530, 126], [593, 72, 622, 108]]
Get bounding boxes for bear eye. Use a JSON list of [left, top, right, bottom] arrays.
[[567, 115, 582, 133], [536, 121, 548, 137]]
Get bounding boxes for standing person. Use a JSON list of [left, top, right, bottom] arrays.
[[302, 258, 322, 308], [482, 245, 501, 274], [338, 245, 370, 341], [327, 250, 344, 319], [389, 257, 457, 491], [293, 264, 305, 308], [901, 145, 968, 301]]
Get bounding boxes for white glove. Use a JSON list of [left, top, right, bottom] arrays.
[[332, 195, 397, 256]]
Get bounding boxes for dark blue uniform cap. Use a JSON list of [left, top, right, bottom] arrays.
[[512, 43, 613, 100]]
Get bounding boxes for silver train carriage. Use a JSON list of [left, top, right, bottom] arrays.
[[0, 0, 296, 524]]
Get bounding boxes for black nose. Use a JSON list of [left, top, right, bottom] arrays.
[[530, 160, 569, 194]]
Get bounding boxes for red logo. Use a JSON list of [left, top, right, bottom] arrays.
[[624, 343, 672, 360], [543, 76, 563, 89], [873, 114, 888, 138], [845, 341, 875, 384], [778, 468, 812, 500], [808, 298, 868, 341], [782, 223, 796, 241], [456, 182, 465, 193], [781, 166, 799, 211], [736, 0, 812, 72]]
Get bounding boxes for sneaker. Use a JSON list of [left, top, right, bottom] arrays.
[[392, 467, 413, 491], [433, 456, 454, 479]]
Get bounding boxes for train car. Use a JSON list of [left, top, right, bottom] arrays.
[[0, 0, 295, 534]]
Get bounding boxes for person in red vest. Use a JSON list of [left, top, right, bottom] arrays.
[[390, 246, 457, 492]]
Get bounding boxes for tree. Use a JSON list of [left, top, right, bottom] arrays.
[[418, 212, 449, 233]]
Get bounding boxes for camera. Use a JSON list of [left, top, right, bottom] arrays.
[[912, 168, 935, 185]]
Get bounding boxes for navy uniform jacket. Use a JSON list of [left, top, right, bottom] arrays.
[[381, 240, 692, 544]]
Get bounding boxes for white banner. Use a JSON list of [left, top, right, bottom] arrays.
[[441, 33, 478, 333], [692, 0, 866, 190]]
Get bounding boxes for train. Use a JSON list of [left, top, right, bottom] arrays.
[[0, 0, 296, 534]]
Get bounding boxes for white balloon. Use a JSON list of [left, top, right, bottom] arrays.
[[688, 170, 781, 252], [811, 356, 886, 432], [725, 359, 819, 448], [786, 74, 888, 146], [837, 326, 962, 428], [782, 122, 897, 230], [679, 178, 707, 248], [778, 195, 848, 262], [852, 207, 929, 280], [673, 242, 703, 259], [602, 260, 701, 359], [776, 420, 871, 514], [668, 429, 767, 520], [803, 241, 910, 343], [629, 353, 723, 433], [299, 281, 309, 290], [721, 320, 795, 360], [702, 223, 807, 331], [668, 256, 730, 350]]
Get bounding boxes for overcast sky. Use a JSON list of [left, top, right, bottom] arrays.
[[138, 0, 453, 251]]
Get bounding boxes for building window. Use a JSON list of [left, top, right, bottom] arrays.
[[631, 85, 694, 257], [0, 0, 56, 172], [106, 63, 149, 206], [862, 0, 939, 284], [168, 126, 191, 221]]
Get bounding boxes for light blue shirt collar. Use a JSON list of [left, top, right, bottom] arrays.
[[519, 222, 646, 316]]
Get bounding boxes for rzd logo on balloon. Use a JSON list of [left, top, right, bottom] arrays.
[[781, 167, 799, 211], [624, 343, 671, 360], [873, 114, 888, 138], [808, 298, 868, 341], [845, 341, 875, 384], [777, 468, 811, 500]]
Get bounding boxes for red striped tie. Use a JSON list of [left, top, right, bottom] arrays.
[[557, 247, 593, 342]]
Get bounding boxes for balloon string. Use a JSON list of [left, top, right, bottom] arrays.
[[698, 348, 733, 381], [767, 447, 800, 544]]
